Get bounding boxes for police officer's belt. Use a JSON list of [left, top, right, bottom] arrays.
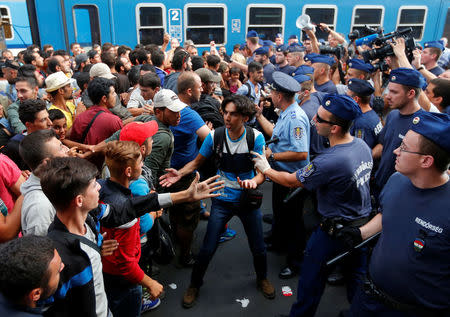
[[364, 274, 450, 317], [320, 216, 369, 237]]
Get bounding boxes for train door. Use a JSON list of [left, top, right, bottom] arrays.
[[442, 8, 450, 40], [72, 5, 101, 47]]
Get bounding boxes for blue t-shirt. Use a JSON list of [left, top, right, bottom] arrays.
[[269, 102, 310, 172], [375, 108, 424, 189], [170, 107, 205, 169], [350, 109, 382, 149], [263, 62, 276, 84], [199, 128, 265, 203], [236, 81, 261, 106], [276, 64, 296, 76], [315, 80, 337, 94], [300, 91, 329, 156], [370, 173, 450, 309], [296, 138, 372, 220]]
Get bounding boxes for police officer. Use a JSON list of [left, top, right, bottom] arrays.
[[255, 72, 310, 279], [373, 68, 425, 195], [254, 46, 276, 85], [286, 45, 315, 78], [275, 45, 296, 76], [348, 112, 450, 316], [336, 59, 375, 95], [347, 78, 382, 149], [253, 94, 373, 317], [309, 55, 338, 94]]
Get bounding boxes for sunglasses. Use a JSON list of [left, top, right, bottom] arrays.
[[316, 113, 339, 126]]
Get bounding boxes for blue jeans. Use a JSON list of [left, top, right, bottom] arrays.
[[289, 226, 368, 317], [104, 278, 142, 317], [190, 198, 267, 287]]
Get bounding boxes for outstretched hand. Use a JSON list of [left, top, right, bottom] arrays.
[[251, 151, 271, 174], [185, 172, 224, 202], [159, 168, 182, 187], [237, 177, 257, 189]]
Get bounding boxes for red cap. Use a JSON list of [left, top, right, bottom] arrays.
[[119, 121, 158, 145]]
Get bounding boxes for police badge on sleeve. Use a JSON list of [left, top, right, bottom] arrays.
[[297, 163, 314, 183], [294, 127, 303, 140]]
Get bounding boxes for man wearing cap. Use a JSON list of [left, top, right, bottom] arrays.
[[246, 30, 261, 63], [373, 68, 425, 195], [253, 94, 373, 317], [288, 35, 299, 46], [0, 60, 19, 106], [310, 55, 338, 94], [275, 33, 284, 46], [334, 58, 375, 95], [347, 78, 382, 149], [419, 41, 445, 77], [275, 45, 296, 76], [254, 46, 276, 85], [46, 71, 78, 129], [286, 45, 307, 76], [348, 112, 450, 316], [74, 53, 89, 73], [87, 49, 101, 65], [255, 72, 310, 279]]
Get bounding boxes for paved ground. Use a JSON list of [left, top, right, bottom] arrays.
[[145, 181, 349, 317]]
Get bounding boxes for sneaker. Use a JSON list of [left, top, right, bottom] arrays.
[[182, 286, 199, 308], [257, 278, 276, 299], [141, 298, 161, 312], [219, 228, 236, 243]]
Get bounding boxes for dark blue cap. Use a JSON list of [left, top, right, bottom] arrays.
[[293, 74, 312, 84], [269, 71, 301, 93], [263, 40, 275, 47], [347, 59, 374, 73], [254, 46, 269, 55], [411, 112, 450, 152], [304, 53, 320, 62], [347, 78, 375, 96], [289, 34, 298, 40], [310, 55, 335, 66], [258, 39, 264, 46], [292, 65, 314, 77], [322, 94, 362, 121], [389, 68, 424, 88], [276, 33, 283, 39], [276, 44, 288, 53], [247, 30, 258, 38], [424, 40, 445, 51], [287, 44, 305, 53], [239, 43, 247, 50]]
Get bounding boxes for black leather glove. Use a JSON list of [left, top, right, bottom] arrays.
[[336, 227, 363, 249]]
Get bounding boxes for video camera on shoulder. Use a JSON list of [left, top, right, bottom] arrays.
[[348, 25, 382, 42], [319, 44, 345, 60]]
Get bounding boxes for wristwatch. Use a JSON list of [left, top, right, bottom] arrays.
[[269, 153, 275, 162]]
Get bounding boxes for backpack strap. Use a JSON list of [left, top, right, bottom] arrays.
[[243, 82, 254, 102], [81, 110, 104, 143]]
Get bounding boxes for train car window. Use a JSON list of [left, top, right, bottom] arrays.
[[443, 8, 450, 41], [351, 6, 384, 35], [246, 5, 284, 42], [185, 5, 226, 45], [0, 6, 13, 39], [73, 5, 101, 46], [303, 5, 337, 41], [136, 4, 166, 45], [396, 6, 427, 40]]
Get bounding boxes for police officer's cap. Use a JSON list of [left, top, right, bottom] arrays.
[[287, 44, 305, 53], [276, 45, 288, 53], [254, 46, 269, 55], [293, 74, 311, 84], [275, 33, 283, 39], [269, 71, 301, 93], [424, 40, 445, 51], [239, 43, 247, 50], [310, 55, 335, 66], [292, 65, 314, 77], [304, 53, 320, 62], [411, 112, 450, 153], [348, 78, 375, 96], [389, 68, 424, 88], [289, 35, 298, 40], [347, 59, 374, 73], [247, 30, 258, 38], [263, 40, 275, 48], [322, 94, 362, 121]]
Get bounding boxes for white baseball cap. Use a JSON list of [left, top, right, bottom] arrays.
[[89, 63, 116, 80], [153, 89, 186, 112], [45, 71, 71, 92]]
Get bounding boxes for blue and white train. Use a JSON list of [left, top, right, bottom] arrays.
[[1, 0, 450, 53]]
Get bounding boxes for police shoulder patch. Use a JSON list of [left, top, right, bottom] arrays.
[[300, 163, 315, 179], [293, 126, 303, 139], [291, 111, 297, 119]]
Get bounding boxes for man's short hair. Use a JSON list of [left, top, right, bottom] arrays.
[[248, 61, 263, 74], [100, 52, 115, 68], [221, 94, 256, 120], [102, 42, 113, 52], [38, 157, 98, 211], [53, 49, 68, 57], [140, 63, 155, 73], [88, 77, 114, 105], [19, 129, 58, 171], [48, 108, 65, 122], [0, 235, 55, 303], [23, 51, 37, 64], [177, 72, 198, 94], [401, 85, 422, 100], [134, 49, 148, 65], [191, 55, 204, 71], [206, 55, 221, 68], [139, 72, 160, 89], [18, 99, 46, 125], [427, 47, 443, 61], [75, 72, 90, 91], [15, 76, 38, 89], [87, 49, 98, 60], [117, 45, 131, 57], [418, 134, 450, 172], [70, 42, 79, 50], [128, 65, 141, 86], [47, 57, 61, 74], [429, 78, 450, 107], [172, 50, 190, 71], [329, 113, 352, 134], [247, 37, 259, 45], [18, 64, 37, 78], [105, 140, 141, 177], [150, 50, 165, 68]]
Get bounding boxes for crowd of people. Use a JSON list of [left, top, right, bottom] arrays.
[[0, 21, 449, 317]]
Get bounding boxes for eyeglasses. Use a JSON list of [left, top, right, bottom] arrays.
[[398, 142, 427, 155], [315, 113, 339, 126]]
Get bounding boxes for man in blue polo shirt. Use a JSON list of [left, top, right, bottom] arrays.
[[336, 59, 374, 95], [373, 68, 425, 195], [254, 46, 276, 85], [253, 94, 373, 317], [275, 45, 296, 76], [348, 112, 450, 316], [421, 41, 445, 77], [310, 55, 338, 94]]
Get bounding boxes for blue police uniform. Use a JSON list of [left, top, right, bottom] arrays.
[[268, 72, 310, 271], [275, 45, 297, 75], [310, 55, 338, 94], [350, 112, 450, 316], [424, 41, 445, 76], [289, 94, 373, 317]]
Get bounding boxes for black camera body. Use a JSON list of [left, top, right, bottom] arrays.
[[319, 45, 345, 60], [348, 26, 381, 41]]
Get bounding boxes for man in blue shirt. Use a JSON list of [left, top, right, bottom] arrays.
[[236, 61, 264, 106], [347, 78, 382, 149], [348, 112, 450, 316], [256, 72, 310, 278], [253, 94, 373, 317], [275, 45, 296, 76], [160, 94, 275, 308], [310, 55, 337, 94]]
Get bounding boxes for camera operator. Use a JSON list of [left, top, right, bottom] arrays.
[[318, 23, 347, 48]]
